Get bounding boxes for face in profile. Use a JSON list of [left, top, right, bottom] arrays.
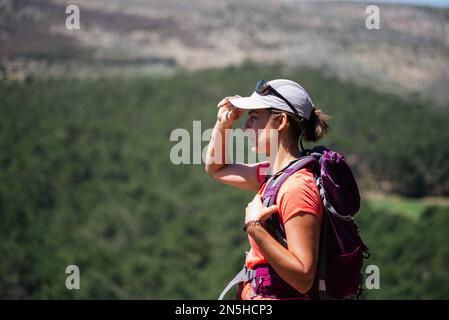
[[243, 109, 279, 156]]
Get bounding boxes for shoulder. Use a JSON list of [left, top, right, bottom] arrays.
[[284, 167, 316, 185], [279, 167, 317, 195]]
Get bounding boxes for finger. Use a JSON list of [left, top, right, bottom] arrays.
[[217, 98, 228, 108], [259, 205, 278, 221], [266, 205, 278, 214], [217, 96, 238, 108]]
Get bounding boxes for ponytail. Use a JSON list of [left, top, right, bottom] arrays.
[[302, 108, 330, 142]]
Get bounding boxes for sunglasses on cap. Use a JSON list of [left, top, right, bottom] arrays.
[[255, 79, 299, 116]]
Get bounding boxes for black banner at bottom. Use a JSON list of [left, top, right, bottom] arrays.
[[0, 300, 445, 319]]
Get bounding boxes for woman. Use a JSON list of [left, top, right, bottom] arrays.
[[205, 79, 330, 300]]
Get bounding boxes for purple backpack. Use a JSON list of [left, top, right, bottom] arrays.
[[218, 146, 369, 300], [262, 146, 370, 299]]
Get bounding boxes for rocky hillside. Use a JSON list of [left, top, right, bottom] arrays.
[[1, 0, 449, 105]]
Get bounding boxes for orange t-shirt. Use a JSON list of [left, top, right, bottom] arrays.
[[241, 161, 324, 299]]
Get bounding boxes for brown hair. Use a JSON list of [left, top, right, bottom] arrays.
[[269, 107, 330, 145]]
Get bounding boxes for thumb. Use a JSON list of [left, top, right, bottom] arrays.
[[267, 205, 278, 214], [260, 204, 278, 221]]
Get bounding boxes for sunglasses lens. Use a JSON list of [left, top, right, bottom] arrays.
[[255, 80, 268, 94]]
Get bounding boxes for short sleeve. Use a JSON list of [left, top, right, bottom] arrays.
[[256, 161, 271, 185], [277, 168, 323, 224]]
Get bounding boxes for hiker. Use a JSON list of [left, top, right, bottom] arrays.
[[205, 79, 330, 300]]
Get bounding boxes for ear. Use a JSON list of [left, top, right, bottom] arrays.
[[277, 113, 289, 132]]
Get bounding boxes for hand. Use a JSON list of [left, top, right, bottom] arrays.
[[245, 194, 278, 224], [216, 95, 245, 127]]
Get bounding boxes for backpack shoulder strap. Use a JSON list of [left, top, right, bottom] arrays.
[[261, 156, 320, 247], [261, 156, 320, 207]]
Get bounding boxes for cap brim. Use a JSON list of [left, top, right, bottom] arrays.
[[228, 96, 271, 110]]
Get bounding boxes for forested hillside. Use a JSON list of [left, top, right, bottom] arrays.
[[1, 64, 448, 298]]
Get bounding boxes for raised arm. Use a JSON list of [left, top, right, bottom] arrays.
[[204, 97, 262, 192]]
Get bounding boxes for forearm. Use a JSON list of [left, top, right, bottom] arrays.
[[247, 224, 314, 294], [205, 121, 230, 174]]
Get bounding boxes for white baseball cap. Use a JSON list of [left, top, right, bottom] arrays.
[[229, 79, 315, 120]]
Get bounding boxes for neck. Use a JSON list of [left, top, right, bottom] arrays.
[[269, 144, 302, 175]]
